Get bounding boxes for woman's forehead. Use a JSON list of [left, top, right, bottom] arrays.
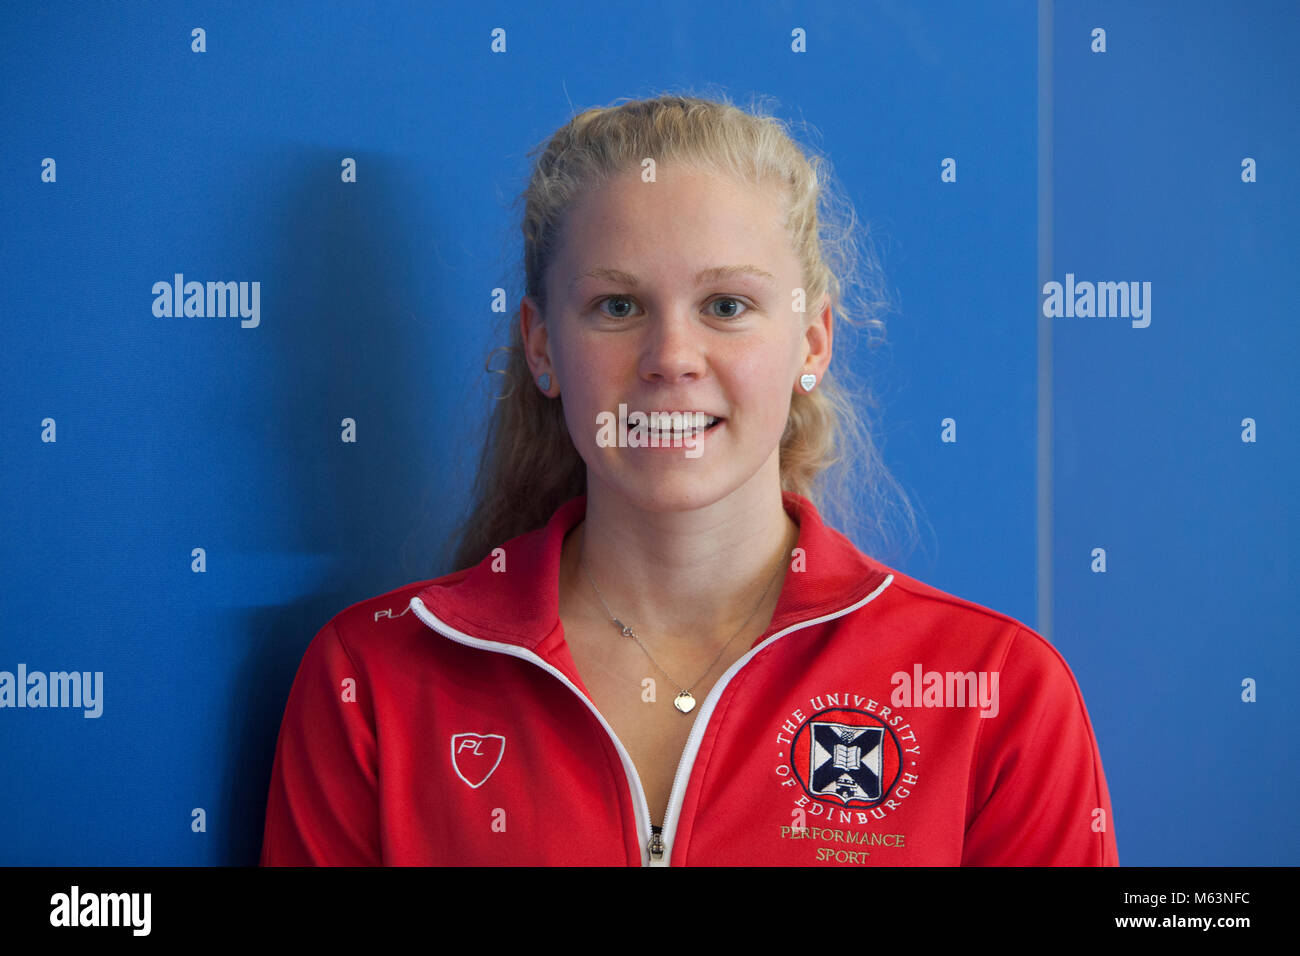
[[556, 178, 792, 270]]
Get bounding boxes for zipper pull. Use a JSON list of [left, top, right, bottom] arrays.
[[648, 825, 665, 863]]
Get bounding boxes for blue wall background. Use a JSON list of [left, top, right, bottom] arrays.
[[1, 0, 1294, 865]]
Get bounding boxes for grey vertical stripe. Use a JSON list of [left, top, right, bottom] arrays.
[[1037, 0, 1054, 643]]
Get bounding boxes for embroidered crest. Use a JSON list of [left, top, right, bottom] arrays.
[[773, 694, 921, 847], [776, 698, 921, 821], [810, 721, 885, 803]]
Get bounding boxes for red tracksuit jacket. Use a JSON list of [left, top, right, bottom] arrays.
[[260, 491, 1119, 866]]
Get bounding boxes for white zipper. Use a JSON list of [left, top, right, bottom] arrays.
[[652, 573, 893, 865], [409, 572, 893, 866]]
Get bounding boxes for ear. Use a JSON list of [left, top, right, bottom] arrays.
[[521, 294, 555, 388], [797, 291, 833, 389]]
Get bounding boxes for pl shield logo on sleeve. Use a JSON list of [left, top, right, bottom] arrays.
[[450, 732, 506, 789]]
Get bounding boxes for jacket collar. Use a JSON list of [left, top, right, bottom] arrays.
[[415, 491, 892, 653]]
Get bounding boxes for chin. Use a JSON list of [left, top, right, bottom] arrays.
[[616, 473, 744, 515]]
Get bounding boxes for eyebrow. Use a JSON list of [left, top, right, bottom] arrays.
[[570, 264, 776, 292]]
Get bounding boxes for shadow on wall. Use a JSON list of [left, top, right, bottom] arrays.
[[219, 148, 467, 865]]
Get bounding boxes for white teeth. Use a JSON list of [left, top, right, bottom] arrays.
[[646, 412, 716, 437]]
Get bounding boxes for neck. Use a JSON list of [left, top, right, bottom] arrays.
[[559, 479, 799, 656]]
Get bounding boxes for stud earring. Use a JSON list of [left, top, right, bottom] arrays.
[[538, 373, 551, 392], [799, 373, 817, 392]]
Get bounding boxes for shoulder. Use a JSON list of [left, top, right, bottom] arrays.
[[866, 566, 1027, 654], [862, 565, 1095, 697], [311, 571, 471, 667]]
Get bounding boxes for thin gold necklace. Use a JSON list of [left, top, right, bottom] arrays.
[[580, 525, 791, 714]]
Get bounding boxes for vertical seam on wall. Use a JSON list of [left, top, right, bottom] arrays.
[[1037, 0, 1054, 643]]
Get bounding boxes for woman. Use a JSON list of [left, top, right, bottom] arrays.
[[260, 92, 1118, 866]]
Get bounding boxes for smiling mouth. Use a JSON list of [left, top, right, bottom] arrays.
[[644, 415, 724, 437]]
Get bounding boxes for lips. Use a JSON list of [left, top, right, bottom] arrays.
[[643, 413, 722, 436], [643, 410, 723, 423]]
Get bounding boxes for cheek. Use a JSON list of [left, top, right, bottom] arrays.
[[725, 343, 798, 402], [555, 351, 615, 447], [726, 374, 795, 437], [559, 386, 599, 448]]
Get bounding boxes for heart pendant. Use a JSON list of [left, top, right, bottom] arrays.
[[673, 691, 697, 714]]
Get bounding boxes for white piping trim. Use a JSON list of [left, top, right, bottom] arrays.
[[409, 596, 656, 865], [409, 572, 894, 866], [658, 573, 894, 863]]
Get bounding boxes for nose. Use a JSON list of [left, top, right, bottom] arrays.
[[637, 307, 708, 384]]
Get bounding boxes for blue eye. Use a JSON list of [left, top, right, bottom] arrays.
[[598, 295, 638, 319], [708, 297, 749, 319], [595, 296, 750, 320]]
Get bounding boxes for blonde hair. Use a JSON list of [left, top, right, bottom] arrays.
[[442, 88, 920, 574]]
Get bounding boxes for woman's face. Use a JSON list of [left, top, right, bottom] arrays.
[[522, 163, 831, 513]]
